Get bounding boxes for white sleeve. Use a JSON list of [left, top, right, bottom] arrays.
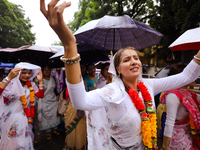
[[164, 93, 180, 138], [66, 80, 107, 111], [152, 60, 200, 94]]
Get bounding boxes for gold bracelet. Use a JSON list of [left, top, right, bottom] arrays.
[[60, 53, 81, 64]]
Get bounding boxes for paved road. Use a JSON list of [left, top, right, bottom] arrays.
[[34, 130, 66, 150]]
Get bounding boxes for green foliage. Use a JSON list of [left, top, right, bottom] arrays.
[[149, 0, 200, 62], [68, 0, 157, 32], [52, 41, 63, 46], [0, 0, 36, 48]]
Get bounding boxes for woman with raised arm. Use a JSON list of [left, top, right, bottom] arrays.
[[0, 62, 44, 150], [40, 0, 200, 149]]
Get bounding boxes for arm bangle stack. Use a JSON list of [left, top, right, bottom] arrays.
[[2, 79, 8, 85], [194, 55, 200, 61], [39, 84, 44, 89], [5, 77, 11, 83], [60, 53, 81, 64]]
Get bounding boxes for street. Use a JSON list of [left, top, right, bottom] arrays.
[[34, 128, 163, 150], [34, 130, 66, 150]]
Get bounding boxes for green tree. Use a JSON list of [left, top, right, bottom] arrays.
[[0, 0, 36, 48], [69, 0, 157, 32], [149, 0, 200, 63]]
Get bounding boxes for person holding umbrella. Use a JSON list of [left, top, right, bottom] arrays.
[[40, 0, 200, 149], [0, 62, 44, 150]]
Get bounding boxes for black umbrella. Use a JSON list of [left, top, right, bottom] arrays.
[[49, 44, 110, 68], [0, 45, 57, 67]]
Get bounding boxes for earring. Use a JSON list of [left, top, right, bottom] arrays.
[[118, 73, 121, 78]]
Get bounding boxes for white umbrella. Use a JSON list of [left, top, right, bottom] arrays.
[[169, 27, 200, 51]]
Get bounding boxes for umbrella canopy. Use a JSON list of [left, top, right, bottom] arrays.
[[169, 27, 200, 51], [0, 45, 58, 67], [74, 15, 163, 51], [49, 44, 110, 68]]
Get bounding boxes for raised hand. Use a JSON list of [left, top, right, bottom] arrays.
[[36, 68, 43, 82], [40, 0, 75, 47], [40, 0, 81, 84], [7, 68, 23, 80]]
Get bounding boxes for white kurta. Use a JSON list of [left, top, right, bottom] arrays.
[[67, 60, 200, 150]]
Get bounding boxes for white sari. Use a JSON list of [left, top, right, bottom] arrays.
[[0, 62, 40, 150]]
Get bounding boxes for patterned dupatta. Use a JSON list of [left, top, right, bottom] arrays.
[[161, 88, 200, 148], [161, 88, 200, 130]]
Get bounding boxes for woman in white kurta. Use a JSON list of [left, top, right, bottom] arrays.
[[0, 62, 44, 150], [40, 1, 200, 149]]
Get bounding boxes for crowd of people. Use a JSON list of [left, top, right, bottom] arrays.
[[0, 0, 200, 150], [0, 58, 113, 149]]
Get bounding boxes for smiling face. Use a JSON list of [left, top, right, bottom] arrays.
[[116, 48, 142, 82], [19, 69, 32, 82], [87, 64, 96, 77]]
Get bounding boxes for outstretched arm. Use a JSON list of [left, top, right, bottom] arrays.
[[40, 0, 81, 84]]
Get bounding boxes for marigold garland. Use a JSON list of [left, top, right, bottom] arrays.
[[125, 82, 157, 150], [20, 81, 35, 123], [189, 113, 200, 148]]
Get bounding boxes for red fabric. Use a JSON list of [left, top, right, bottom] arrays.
[[3, 96, 9, 103], [0, 87, 4, 95], [35, 89, 44, 98], [175, 115, 190, 125], [65, 88, 69, 99]]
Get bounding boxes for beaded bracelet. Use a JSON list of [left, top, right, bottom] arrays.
[[60, 53, 81, 64], [194, 55, 200, 61]]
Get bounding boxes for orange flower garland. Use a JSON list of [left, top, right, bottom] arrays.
[[20, 81, 35, 123], [189, 113, 200, 148], [125, 82, 157, 150]]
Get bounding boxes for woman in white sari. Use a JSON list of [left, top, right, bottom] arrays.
[[0, 62, 44, 150], [40, 1, 200, 149]]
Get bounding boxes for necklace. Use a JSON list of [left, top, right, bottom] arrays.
[[125, 82, 157, 150], [20, 81, 35, 123]]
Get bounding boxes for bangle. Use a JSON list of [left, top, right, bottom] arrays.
[[2, 79, 8, 85], [194, 55, 200, 61], [5, 77, 11, 83], [60, 53, 81, 64]]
